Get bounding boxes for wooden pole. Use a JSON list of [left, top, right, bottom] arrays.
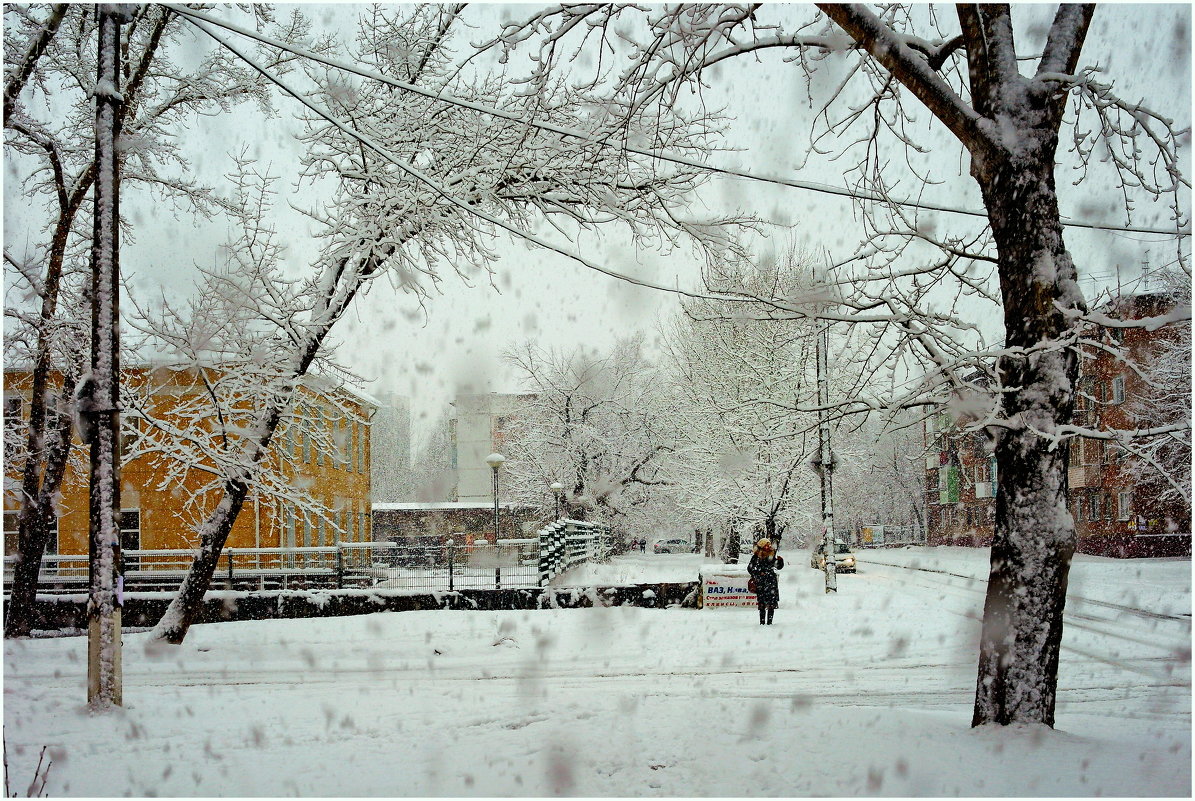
[[86, 4, 133, 709]]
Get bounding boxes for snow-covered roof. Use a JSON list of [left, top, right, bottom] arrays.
[[300, 373, 381, 411]]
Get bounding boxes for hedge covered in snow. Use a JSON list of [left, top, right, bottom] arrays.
[[24, 581, 699, 633]]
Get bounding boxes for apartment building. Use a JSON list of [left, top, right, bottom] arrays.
[[448, 392, 535, 503], [924, 291, 1190, 557], [3, 366, 375, 560]]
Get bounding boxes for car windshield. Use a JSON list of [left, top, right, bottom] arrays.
[[836, 543, 851, 554]]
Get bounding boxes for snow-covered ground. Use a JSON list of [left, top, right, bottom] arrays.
[[3, 546, 1190, 796]]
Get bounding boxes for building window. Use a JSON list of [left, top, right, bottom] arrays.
[[1103, 494, 1113, 521], [1108, 442, 1123, 464], [1087, 494, 1100, 522], [358, 422, 366, 474], [1117, 491, 1132, 521], [121, 509, 141, 570], [4, 395, 22, 465], [3, 394, 21, 419], [1068, 438, 1081, 467], [1111, 376, 1126, 405], [1074, 496, 1083, 522], [4, 510, 18, 556], [4, 510, 59, 559]]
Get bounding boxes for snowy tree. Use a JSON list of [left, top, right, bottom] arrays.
[[405, 414, 457, 503], [502, 335, 672, 529], [832, 417, 928, 537], [147, 4, 751, 643], [3, 4, 314, 638], [1119, 269, 1192, 524], [121, 157, 360, 548], [657, 254, 824, 554], [483, 4, 1190, 727]]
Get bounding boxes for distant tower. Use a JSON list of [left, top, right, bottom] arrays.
[[450, 393, 533, 503]]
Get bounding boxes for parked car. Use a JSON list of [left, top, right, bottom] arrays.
[[653, 538, 691, 554], [809, 540, 857, 573]]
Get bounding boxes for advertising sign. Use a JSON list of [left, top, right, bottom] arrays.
[[700, 566, 756, 609]]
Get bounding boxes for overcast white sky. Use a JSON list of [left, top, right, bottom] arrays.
[[6, 3, 1191, 442]]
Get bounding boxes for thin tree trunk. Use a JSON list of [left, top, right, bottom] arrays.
[[4, 7, 166, 640], [5, 370, 78, 637], [971, 138, 1083, 728], [4, 186, 90, 638], [151, 291, 350, 642], [3, 4, 70, 124]]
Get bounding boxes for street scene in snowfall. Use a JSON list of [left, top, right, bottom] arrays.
[[2, 2, 1192, 800], [2, 548, 1190, 797]]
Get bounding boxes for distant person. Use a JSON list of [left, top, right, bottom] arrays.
[[747, 538, 784, 625], [639, 538, 646, 553]]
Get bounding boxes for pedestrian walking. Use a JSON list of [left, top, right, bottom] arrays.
[[747, 538, 784, 625]]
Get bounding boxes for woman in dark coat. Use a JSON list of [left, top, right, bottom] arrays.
[[747, 538, 784, 625]]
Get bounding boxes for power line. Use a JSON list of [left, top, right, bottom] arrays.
[[162, 5, 1191, 240], [180, 15, 752, 310]]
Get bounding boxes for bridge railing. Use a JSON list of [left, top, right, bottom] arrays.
[[538, 519, 613, 587]]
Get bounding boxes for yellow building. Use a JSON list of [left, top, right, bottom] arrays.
[[3, 366, 374, 567]]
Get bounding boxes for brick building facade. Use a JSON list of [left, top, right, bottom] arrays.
[[925, 292, 1190, 558]]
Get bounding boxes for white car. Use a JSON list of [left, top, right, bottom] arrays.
[[653, 538, 691, 554], [810, 540, 857, 573]]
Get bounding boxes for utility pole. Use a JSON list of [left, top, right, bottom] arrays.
[[86, 3, 135, 709], [814, 318, 837, 593]]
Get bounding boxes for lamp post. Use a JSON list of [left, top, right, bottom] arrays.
[[485, 453, 506, 545], [550, 482, 564, 521]]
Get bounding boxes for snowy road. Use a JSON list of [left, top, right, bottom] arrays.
[[3, 547, 1189, 796]]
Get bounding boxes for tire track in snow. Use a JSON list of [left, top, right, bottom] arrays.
[[862, 562, 1190, 683], [862, 556, 1190, 622]]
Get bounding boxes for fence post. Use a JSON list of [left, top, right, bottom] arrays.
[[336, 544, 344, 590], [537, 527, 548, 587], [227, 552, 234, 589], [447, 540, 455, 593]]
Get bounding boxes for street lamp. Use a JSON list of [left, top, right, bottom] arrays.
[[485, 452, 506, 545], [550, 481, 564, 520]]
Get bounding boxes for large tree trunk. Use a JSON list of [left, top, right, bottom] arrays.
[[970, 127, 1084, 727]]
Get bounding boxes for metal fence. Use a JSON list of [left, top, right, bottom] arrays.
[[365, 539, 540, 592], [3, 521, 617, 596], [3, 546, 355, 593]]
